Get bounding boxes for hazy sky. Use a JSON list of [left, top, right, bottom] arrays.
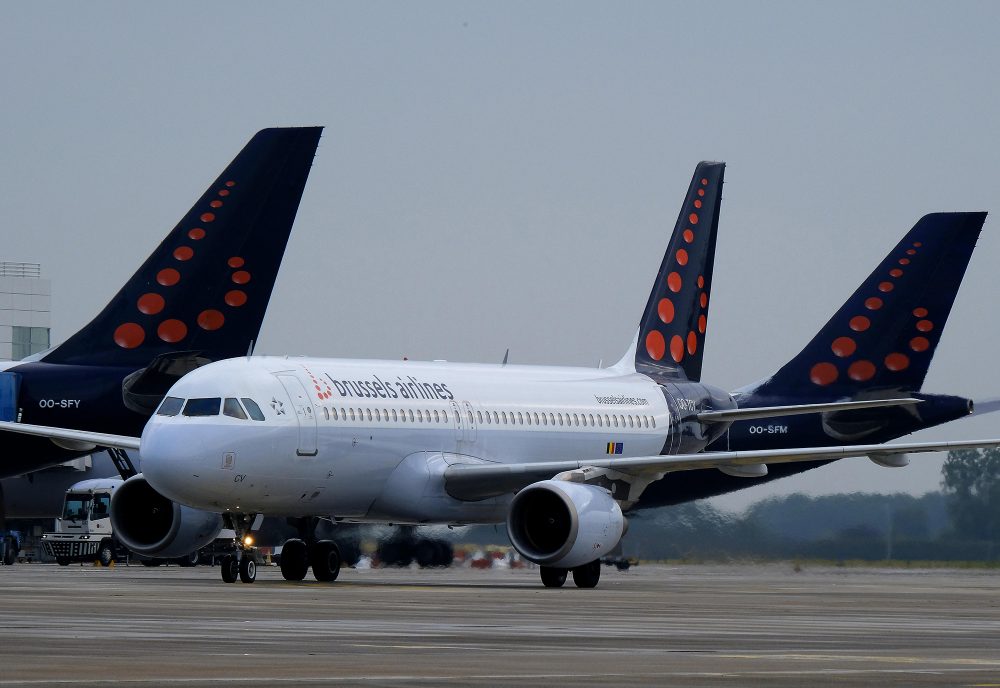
[[2, 2, 999, 511]]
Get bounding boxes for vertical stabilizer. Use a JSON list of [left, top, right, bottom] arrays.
[[749, 212, 986, 397], [634, 162, 725, 381], [42, 127, 323, 367]]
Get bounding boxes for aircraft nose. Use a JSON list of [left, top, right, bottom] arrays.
[[139, 421, 218, 506]]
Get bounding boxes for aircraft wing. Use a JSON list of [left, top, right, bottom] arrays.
[[0, 421, 141, 451], [695, 397, 920, 423], [443, 437, 1000, 501]]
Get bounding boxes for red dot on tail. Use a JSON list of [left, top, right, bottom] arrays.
[[688, 213, 699, 225], [114, 323, 145, 349], [218, 189, 230, 197], [657, 298, 675, 324], [910, 336, 930, 352], [225, 180, 236, 187], [878, 281, 894, 292], [210, 200, 223, 209], [831, 336, 856, 357], [157, 319, 187, 343], [676, 249, 689, 266], [694, 199, 702, 209], [889, 268, 903, 277], [225, 290, 248, 307], [197, 309, 225, 331], [157, 268, 180, 287], [913, 242, 922, 247], [670, 335, 684, 363], [697, 275, 705, 288], [810, 362, 838, 386], [687, 331, 697, 355], [865, 297, 883, 310], [699, 292, 708, 308], [137, 293, 165, 315], [906, 249, 916, 255], [884, 353, 910, 371], [173, 246, 194, 261], [645, 330, 665, 360], [848, 360, 876, 381], [700, 178, 708, 185], [667, 272, 682, 292], [916, 319, 934, 332], [232, 271, 251, 285], [913, 307, 928, 317], [898, 258, 910, 265], [188, 228, 206, 240], [698, 314, 707, 333], [849, 315, 870, 332], [228, 256, 245, 268], [683, 229, 694, 243], [697, 189, 705, 197], [200, 212, 216, 223]]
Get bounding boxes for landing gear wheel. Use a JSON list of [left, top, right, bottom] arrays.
[[540, 566, 567, 588], [311, 540, 341, 582], [239, 556, 257, 583], [56, 557, 70, 567], [572, 560, 601, 589], [280, 538, 309, 581], [414, 539, 438, 568], [221, 555, 239, 583], [98, 541, 114, 567]]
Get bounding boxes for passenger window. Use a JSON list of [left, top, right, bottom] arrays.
[[156, 396, 184, 417], [434, 410, 440, 423], [533, 412, 539, 425], [628, 415, 634, 428], [477, 411, 483, 424], [651, 416, 656, 428], [365, 409, 372, 421], [517, 412, 523, 424], [224, 398, 248, 420], [183, 398, 221, 417], [323, 407, 330, 421], [493, 411, 500, 424], [502, 412, 508, 425], [549, 413, 555, 426], [349, 408, 356, 421], [332, 407, 339, 420], [468, 411, 474, 425], [391, 409, 398, 422]]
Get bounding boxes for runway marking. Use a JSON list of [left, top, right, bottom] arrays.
[[715, 653, 1000, 667]]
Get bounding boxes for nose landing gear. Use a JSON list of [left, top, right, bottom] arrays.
[[220, 513, 261, 584]]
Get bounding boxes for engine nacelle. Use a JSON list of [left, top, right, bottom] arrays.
[[110, 474, 223, 558], [506, 480, 624, 569]]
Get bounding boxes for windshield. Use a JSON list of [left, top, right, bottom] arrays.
[[62, 495, 89, 521], [183, 398, 221, 417], [156, 396, 184, 416], [91, 494, 111, 519]]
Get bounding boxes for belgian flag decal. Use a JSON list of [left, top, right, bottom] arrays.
[[606, 442, 623, 455]]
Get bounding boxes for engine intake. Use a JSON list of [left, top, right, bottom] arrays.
[[111, 474, 223, 558], [507, 480, 624, 569]]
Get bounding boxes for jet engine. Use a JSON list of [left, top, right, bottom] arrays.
[[110, 474, 223, 558], [506, 480, 625, 569]]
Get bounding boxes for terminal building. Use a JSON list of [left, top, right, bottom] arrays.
[[0, 262, 50, 364]]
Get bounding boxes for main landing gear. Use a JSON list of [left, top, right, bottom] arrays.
[[279, 537, 341, 582], [277, 517, 342, 583], [540, 560, 601, 589]]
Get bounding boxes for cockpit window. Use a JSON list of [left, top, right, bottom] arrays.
[[223, 398, 248, 420], [156, 396, 184, 417], [182, 398, 221, 417], [241, 398, 266, 421]]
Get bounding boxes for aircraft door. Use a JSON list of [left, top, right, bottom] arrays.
[[275, 373, 318, 456], [0, 372, 19, 422], [463, 401, 477, 442]]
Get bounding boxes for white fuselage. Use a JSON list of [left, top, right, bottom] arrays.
[[141, 357, 674, 524]]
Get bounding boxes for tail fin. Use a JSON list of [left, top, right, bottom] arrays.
[[750, 212, 986, 397], [42, 127, 323, 367], [634, 161, 725, 381]]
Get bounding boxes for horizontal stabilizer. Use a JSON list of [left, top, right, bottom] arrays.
[[695, 397, 921, 423], [0, 420, 140, 451]]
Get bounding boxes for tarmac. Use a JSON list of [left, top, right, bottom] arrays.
[[1, 561, 999, 687]]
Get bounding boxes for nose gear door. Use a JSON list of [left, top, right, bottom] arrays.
[[275, 373, 318, 456]]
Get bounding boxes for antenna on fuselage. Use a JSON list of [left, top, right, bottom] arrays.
[[246, 339, 255, 359], [502, 348, 509, 367]]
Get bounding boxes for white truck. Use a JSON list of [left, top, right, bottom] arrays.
[[41, 478, 120, 566]]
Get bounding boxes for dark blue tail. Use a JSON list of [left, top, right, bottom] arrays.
[[747, 212, 985, 398], [41, 127, 322, 367], [634, 161, 725, 382]]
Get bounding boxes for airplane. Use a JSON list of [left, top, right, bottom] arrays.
[[637, 210, 989, 507], [0, 127, 323, 481], [3, 162, 997, 589]]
